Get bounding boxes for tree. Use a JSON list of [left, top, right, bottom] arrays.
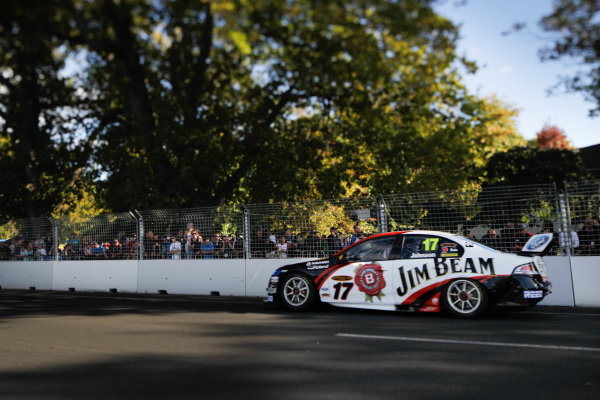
[[0, 0, 92, 219], [484, 146, 591, 186], [539, 0, 600, 116], [536, 124, 573, 149]]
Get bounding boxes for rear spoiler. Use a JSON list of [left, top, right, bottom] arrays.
[[518, 233, 554, 257]]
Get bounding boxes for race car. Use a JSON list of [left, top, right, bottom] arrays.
[[265, 230, 553, 318]]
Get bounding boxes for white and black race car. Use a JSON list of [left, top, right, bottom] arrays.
[[265, 230, 553, 318]]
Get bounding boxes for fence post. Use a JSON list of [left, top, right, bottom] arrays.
[[558, 189, 571, 257], [47, 217, 58, 261], [132, 211, 143, 261], [242, 205, 251, 259], [377, 195, 388, 233]]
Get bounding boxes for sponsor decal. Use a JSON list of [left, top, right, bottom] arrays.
[[523, 234, 552, 252], [523, 290, 543, 299], [321, 293, 331, 298], [307, 260, 329, 270], [396, 258, 495, 296], [332, 275, 353, 281], [441, 252, 459, 258], [354, 263, 387, 302]]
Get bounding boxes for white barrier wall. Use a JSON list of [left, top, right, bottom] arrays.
[[570, 257, 600, 307], [137, 259, 246, 296], [0, 261, 53, 290], [0, 257, 598, 307], [539, 256, 575, 307], [52, 260, 139, 293]]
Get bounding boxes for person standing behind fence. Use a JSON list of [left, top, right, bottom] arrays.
[[276, 236, 288, 258], [578, 216, 600, 255], [303, 230, 322, 257], [168, 236, 181, 260], [327, 227, 342, 256], [284, 228, 299, 257], [251, 227, 267, 258], [350, 225, 362, 245], [481, 229, 500, 249], [500, 222, 519, 251], [200, 237, 215, 259], [512, 224, 533, 252]]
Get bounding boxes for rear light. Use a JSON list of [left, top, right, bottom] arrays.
[[512, 262, 539, 276]]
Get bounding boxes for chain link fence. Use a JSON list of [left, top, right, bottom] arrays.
[[2, 180, 599, 261]]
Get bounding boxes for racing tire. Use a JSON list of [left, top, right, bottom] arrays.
[[279, 273, 317, 311], [443, 279, 488, 318]]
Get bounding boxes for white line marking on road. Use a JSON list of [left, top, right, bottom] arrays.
[[336, 333, 600, 352]]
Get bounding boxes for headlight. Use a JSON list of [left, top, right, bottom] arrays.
[[512, 262, 538, 276]]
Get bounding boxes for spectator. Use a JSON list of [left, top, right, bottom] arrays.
[[200, 237, 215, 259], [66, 234, 81, 259], [109, 239, 124, 259], [559, 229, 580, 255], [36, 244, 47, 260], [500, 221, 520, 251], [481, 229, 500, 249], [161, 235, 171, 259], [213, 232, 224, 258], [20, 242, 31, 260], [191, 231, 203, 259], [578, 217, 600, 255], [276, 236, 288, 258], [251, 227, 267, 258], [303, 230, 322, 257], [513, 224, 533, 252], [126, 234, 138, 259], [221, 235, 234, 258], [0, 241, 11, 260], [350, 225, 362, 245], [232, 235, 244, 258], [327, 227, 343, 256], [284, 228, 299, 257], [542, 222, 560, 255], [168, 236, 182, 260], [91, 242, 107, 259], [462, 229, 474, 240]]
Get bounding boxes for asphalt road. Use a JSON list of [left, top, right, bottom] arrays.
[[0, 290, 599, 400]]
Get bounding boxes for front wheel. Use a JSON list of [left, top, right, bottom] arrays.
[[443, 279, 488, 318], [279, 273, 317, 311]]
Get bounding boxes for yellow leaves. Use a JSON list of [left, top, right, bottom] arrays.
[[229, 30, 251, 55]]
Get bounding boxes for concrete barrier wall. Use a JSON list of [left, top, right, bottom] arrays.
[[539, 256, 575, 307], [0, 256, 598, 307], [0, 261, 53, 290], [137, 259, 245, 296], [570, 257, 600, 307], [52, 260, 138, 293]]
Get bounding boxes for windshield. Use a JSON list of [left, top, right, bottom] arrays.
[[456, 235, 503, 253]]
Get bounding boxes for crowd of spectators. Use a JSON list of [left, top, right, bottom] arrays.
[[2, 217, 600, 261]]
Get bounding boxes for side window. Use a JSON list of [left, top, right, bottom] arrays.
[[342, 236, 396, 262], [400, 235, 463, 259]]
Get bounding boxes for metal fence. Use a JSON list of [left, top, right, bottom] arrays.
[[2, 180, 600, 261]]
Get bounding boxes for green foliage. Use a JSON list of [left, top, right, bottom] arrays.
[[1, 0, 528, 218], [484, 147, 592, 186], [539, 0, 600, 116]]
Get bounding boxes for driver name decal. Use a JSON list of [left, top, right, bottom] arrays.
[[396, 258, 495, 296]]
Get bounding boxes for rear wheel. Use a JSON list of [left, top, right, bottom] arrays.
[[279, 273, 317, 311], [443, 279, 488, 318]]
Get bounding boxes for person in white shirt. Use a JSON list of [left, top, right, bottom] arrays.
[[559, 230, 579, 255], [169, 236, 182, 260], [276, 236, 288, 258]]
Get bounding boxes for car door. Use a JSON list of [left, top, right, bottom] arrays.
[[320, 235, 400, 309], [392, 234, 465, 307]]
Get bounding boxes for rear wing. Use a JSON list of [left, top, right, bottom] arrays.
[[519, 233, 554, 257]]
